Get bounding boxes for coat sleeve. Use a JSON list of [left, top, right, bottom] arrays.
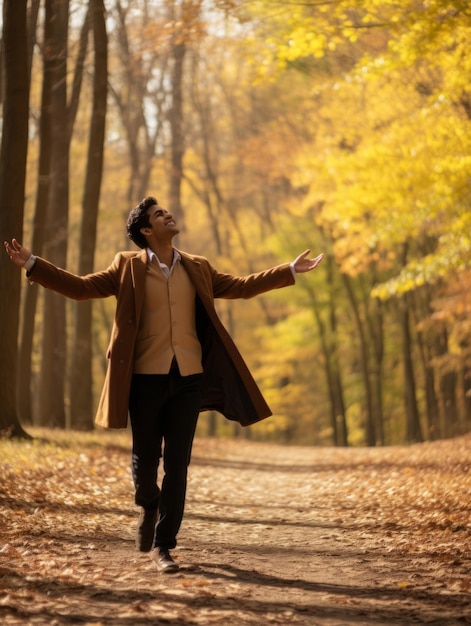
[[27, 253, 123, 300], [204, 260, 295, 300]]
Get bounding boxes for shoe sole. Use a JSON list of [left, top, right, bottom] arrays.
[[158, 563, 180, 573]]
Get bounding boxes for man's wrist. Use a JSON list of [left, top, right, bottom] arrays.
[[24, 254, 37, 272]]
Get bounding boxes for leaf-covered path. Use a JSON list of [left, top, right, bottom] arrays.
[[1, 429, 470, 625]]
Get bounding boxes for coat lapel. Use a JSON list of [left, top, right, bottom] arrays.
[[131, 249, 148, 324], [178, 252, 210, 304]]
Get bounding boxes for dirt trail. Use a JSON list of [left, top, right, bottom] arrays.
[[1, 432, 470, 625]]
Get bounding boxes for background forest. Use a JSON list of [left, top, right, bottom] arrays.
[[1, 0, 470, 446]]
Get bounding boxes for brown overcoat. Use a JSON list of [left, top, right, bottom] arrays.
[[28, 249, 295, 428]]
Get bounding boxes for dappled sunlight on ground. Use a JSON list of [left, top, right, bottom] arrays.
[[0, 429, 470, 625]]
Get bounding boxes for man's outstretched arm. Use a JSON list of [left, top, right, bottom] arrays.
[[4, 238, 118, 300]]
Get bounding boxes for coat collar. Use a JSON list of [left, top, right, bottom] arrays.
[[130, 248, 148, 288], [130, 249, 148, 323], [179, 251, 205, 291]]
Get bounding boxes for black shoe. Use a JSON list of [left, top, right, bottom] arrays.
[[136, 507, 158, 552], [153, 548, 179, 573]]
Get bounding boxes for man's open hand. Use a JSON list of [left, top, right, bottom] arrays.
[[292, 250, 324, 274], [4, 239, 32, 268]]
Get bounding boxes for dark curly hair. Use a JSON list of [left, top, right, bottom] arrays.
[[126, 196, 158, 249]]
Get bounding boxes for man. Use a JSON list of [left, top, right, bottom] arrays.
[[4, 196, 323, 573]]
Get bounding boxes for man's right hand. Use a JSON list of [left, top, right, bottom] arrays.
[[4, 239, 32, 268]]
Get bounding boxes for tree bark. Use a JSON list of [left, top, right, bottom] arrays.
[[305, 255, 348, 446], [70, 0, 108, 430], [17, 0, 55, 424], [168, 39, 185, 224], [366, 287, 385, 445], [39, 0, 70, 428], [399, 295, 423, 443], [0, 0, 31, 438], [326, 256, 348, 446], [342, 273, 376, 446], [26, 0, 41, 82]]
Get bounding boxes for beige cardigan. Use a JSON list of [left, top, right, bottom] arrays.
[[28, 248, 295, 428]]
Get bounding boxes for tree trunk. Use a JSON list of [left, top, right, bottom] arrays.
[[416, 327, 440, 439], [70, 0, 108, 430], [306, 255, 348, 446], [399, 296, 423, 443], [327, 257, 348, 446], [38, 0, 70, 428], [0, 0, 31, 438], [26, 0, 41, 82], [311, 297, 346, 446], [463, 365, 471, 424], [440, 368, 458, 437], [342, 273, 376, 446], [432, 327, 458, 438], [168, 39, 185, 224], [17, 0, 55, 424], [368, 292, 385, 445]]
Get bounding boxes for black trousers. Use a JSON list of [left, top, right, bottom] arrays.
[[129, 370, 203, 550]]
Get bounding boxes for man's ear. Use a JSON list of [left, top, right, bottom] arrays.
[[140, 226, 152, 236]]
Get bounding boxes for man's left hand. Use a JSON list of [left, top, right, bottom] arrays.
[[292, 250, 324, 274]]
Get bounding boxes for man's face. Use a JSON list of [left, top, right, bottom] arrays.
[[142, 204, 180, 241]]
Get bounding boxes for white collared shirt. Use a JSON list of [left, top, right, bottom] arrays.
[[146, 248, 181, 279]]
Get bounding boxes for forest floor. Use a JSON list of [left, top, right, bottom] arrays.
[[0, 428, 470, 626]]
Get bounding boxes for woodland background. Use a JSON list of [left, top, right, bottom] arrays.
[[1, 0, 470, 447]]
